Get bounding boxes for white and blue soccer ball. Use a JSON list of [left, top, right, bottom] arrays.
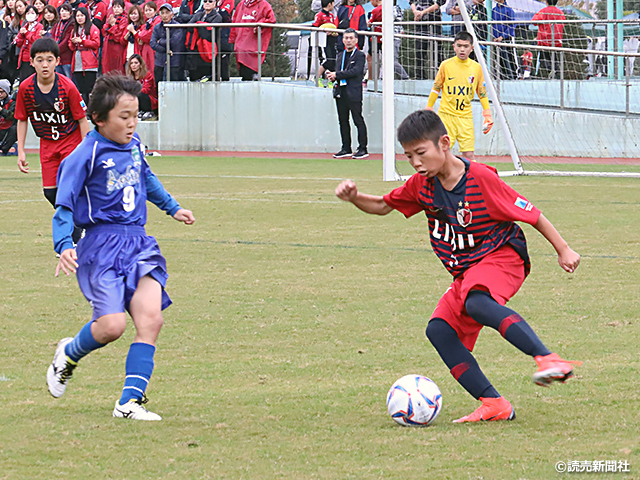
[[386, 374, 443, 427]]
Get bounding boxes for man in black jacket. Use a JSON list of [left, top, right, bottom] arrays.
[[326, 28, 368, 159]]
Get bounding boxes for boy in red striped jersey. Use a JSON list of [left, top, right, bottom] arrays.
[[335, 109, 582, 423], [16, 38, 90, 244]]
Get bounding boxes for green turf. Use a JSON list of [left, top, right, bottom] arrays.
[[0, 155, 638, 479]]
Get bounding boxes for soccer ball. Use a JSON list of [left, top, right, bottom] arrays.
[[386, 374, 443, 427]]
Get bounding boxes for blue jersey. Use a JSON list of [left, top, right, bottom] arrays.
[[53, 129, 180, 254]]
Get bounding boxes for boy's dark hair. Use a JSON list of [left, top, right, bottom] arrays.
[[397, 110, 448, 147], [546, 0, 558, 5], [343, 27, 357, 37], [30, 38, 60, 59], [321, 0, 333, 9], [454, 30, 474, 44], [87, 74, 142, 126]]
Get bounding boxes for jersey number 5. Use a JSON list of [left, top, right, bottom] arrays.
[[123, 186, 135, 212], [51, 126, 60, 140]]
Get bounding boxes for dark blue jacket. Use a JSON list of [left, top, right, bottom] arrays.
[[492, 3, 515, 39], [150, 19, 185, 68], [335, 48, 366, 102]]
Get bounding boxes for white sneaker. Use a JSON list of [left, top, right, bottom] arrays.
[[113, 398, 162, 421], [46, 337, 76, 398]]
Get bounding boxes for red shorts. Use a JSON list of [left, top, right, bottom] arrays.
[[39, 130, 82, 188], [431, 245, 526, 352]]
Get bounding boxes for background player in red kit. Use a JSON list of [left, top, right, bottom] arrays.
[[335, 109, 582, 423], [16, 38, 90, 243]]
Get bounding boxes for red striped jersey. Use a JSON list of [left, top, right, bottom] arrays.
[[383, 159, 541, 278], [15, 73, 86, 141], [313, 10, 338, 27]]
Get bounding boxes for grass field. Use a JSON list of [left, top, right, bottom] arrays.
[[0, 154, 638, 480]]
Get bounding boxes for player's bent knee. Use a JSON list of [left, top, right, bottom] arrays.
[[426, 318, 455, 346], [96, 314, 127, 342], [464, 290, 493, 319]]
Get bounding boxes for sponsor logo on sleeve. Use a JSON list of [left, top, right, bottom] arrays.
[[515, 197, 534, 211]]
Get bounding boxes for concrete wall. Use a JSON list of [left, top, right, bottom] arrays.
[[29, 82, 636, 158]]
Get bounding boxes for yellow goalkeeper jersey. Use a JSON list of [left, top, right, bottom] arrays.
[[430, 56, 489, 117]]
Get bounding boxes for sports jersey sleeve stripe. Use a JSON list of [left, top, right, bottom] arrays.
[[382, 174, 427, 218]]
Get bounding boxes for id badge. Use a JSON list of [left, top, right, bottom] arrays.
[[339, 79, 347, 86]]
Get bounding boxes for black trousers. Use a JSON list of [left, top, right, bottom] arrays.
[[18, 63, 36, 84], [138, 92, 154, 113], [0, 123, 16, 154], [335, 95, 367, 152], [72, 71, 97, 105], [239, 63, 256, 81], [154, 66, 183, 85]]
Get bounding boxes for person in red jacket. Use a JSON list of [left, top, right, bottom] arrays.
[[123, 5, 144, 62], [229, 0, 275, 81], [102, 0, 128, 74], [126, 53, 157, 118], [15, 5, 44, 83], [86, 0, 108, 32], [69, 7, 100, 104], [52, 3, 74, 78], [532, 0, 565, 79], [135, 1, 161, 75]]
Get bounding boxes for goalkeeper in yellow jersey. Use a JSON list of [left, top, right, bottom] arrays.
[[426, 31, 493, 161]]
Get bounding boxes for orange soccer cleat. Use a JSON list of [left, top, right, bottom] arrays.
[[533, 353, 583, 387], [453, 396, 516, 423]]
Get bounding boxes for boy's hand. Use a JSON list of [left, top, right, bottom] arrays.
[[173, 208, 195, 225], [335, 179, 359, 203], [56, 248, 78, 277], [558, 246, 580, 273], [17, 152, 28, 173]]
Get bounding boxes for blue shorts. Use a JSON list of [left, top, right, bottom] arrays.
[[76, 224, 172, 321]]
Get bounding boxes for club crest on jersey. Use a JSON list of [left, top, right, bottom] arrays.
[[468, 75, 475, 84], [132, 145, 141, 167], [456, 201, 472, 227], [54, 99, 64, 113]]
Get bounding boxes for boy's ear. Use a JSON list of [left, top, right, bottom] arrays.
[[439, 134, 451, 152]]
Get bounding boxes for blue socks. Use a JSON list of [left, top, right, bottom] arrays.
[[119, 342, 155, 405], [64, 321, 105, 363]]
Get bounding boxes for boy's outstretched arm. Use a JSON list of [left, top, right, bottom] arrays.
[[534, 213, 580, 273], [335, 179, 393, 215]]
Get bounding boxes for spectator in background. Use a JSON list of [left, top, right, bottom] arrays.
[[32, 0, 45, 21], [123, 5, 144, 61], [1, 0, 21, 84], [49, 0, 66, 10], [15, 5, 44, 83], [471, 0, 487, 43], [532, 0, 564, 78], [125, 53, 157, 118], [411, 0, 446, 80], [176, 0, 202, 78], [326, 28, 368, 159], [86, 0, 108, 31], [69, 6, 100, 104], [492, 0, 516, 79], [0, 0, 6, 19], [53, 3, 74, 77], [313, 0, 338, 87], [0, 11, 11, 77], [102, 0, 128, 74], [187, 0, 221, 81], [445, 0, 473, 37], [4, 0, 15, 23], [336, 0, 365, 52], [312, 0, 341, 15], [137, 1, 161, 74], [215, 0, 233, 81], [0, 79, 16, 156], [229, 0, 275, 81], [41, 5, 59, 36], [392, 0, 410, 79], [150, 3, 184, 83]]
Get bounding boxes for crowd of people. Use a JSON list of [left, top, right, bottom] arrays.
[[311, 0, 566, 83], [0, 0, 280, 155]]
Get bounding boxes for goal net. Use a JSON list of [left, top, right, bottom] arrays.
[[380, 0, 640, 179]]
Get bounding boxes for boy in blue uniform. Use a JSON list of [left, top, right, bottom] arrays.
[[336, 110, 581, 423], [47, 75, 195, 421]]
